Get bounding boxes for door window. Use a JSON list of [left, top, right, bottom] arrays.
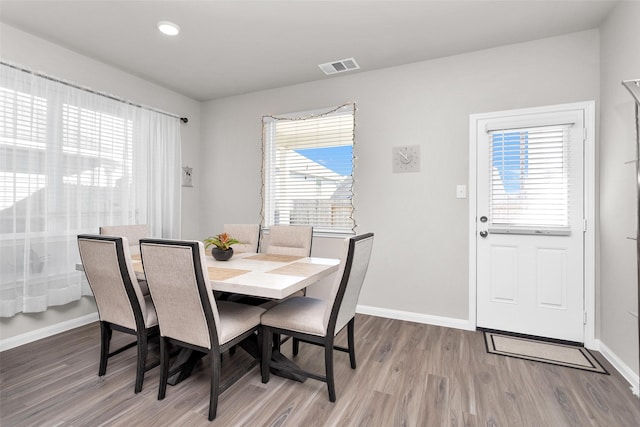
[[488, 125, 572, 235]]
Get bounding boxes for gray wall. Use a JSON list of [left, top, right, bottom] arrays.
[[0, 24, 203, 340], [599, 0, 640, 377], [200, 30, 600, 322], [1, 3, 638, 384]]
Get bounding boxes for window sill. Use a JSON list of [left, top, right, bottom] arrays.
[[312, 231, 356, 239]]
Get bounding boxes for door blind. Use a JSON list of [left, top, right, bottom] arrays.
[[488, 125, 571, 234]]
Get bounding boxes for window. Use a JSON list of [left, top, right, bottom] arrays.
[[489, 125, 571, 232], [0, 62, 181, 317], [0, 90, 136, 234], [0, 89, 48, 222], [262, 103, 355, 234]]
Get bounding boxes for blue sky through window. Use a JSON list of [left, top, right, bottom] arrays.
[[295, 146, 353, 176], [492, 131, 528, 194]]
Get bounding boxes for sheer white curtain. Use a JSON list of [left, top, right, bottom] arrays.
[[0, 63, 181, 317]]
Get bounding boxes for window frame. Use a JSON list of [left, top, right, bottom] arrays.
[[261, 103, 356, 236], [488, 124, 572, 236]]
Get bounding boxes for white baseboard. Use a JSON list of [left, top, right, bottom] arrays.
[[595, 339, 640, 397], [4, 307, 637, 398], [356, 305, 639, 397], [0, 312, 99, 352], [356, 304, 474, 331]]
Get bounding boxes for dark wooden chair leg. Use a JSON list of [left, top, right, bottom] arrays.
[[261, 327, 272, 383], [325, 338, 336, 402], [272, 332, 281, 352], [347, 318, 356, 369], [99, 321, 112, 376], [134, 332, 147, 393], [209, 349, 221, 421], [292, 337, 300, 356], [158, 336, 169, 400], [257, 327, 263, 372]]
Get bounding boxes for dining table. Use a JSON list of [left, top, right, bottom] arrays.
[[131, 251, 340, 300], [77, 249, 340, 385]]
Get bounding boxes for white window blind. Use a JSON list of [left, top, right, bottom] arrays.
[[262, 103, 355, 234], [0, 89, 48, 214], [0, 62, 181, 317], [489, 125, 571, 234]]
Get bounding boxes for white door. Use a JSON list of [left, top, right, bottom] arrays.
[[474, 105, 586, 343]]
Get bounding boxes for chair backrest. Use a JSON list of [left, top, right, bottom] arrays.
[[262, 225, 313, 257], [140, 239, 220, 350], [324, 233, 374, 335], [99, 224, 150, 255], [223, 224, 260, 253], [77, 235, 148, 331]]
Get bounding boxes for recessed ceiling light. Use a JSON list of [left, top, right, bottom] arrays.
[[158, 21, 180, 36]]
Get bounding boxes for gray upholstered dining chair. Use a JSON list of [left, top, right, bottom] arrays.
[[223, 223, 260, 253], [99, 224, 150, 255], [261, 225, 313, 257], [139, 238, 266, 421], [260, 232, 374, 402], [100, 224, 151, 294], [77, 234, 159, 394], [228, 225, 314, 308], [262, 224, 313, 300]]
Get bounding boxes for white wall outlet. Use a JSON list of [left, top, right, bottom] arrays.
[[182, 166, 193, 187]]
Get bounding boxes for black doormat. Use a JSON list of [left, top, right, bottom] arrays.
[[483, 330, 608, 374]]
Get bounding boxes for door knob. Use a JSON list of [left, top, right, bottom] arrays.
[[480, 216, 488, 223], [479, 230, 488, 238]]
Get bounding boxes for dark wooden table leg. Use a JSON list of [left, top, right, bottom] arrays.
[[167, 349, 205, 386], [167, 333, 306, 385], [237, 333, 307, 382], [270, 349, 307, 383]]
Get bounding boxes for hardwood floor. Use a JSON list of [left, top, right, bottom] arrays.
[[1, 314, 639, 426]]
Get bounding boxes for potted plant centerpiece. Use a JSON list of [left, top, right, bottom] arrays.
[[204, 232, 241, 261]]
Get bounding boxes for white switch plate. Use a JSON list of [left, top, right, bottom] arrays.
[[456, 185, 467, 199]]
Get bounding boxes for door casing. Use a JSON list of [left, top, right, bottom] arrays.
[[468, 101, 596, 348]]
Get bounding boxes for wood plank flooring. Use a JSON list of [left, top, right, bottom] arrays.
[[1, 314, 639, 426]]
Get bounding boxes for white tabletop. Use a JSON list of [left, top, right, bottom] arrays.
[[79, 251, 340, 300], [203, 252, 340, 299]]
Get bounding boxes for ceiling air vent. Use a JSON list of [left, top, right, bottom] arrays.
[[318, 57, 360, 75]]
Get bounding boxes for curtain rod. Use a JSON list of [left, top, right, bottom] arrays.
[[623, 79, 640, 106], [1, 60, 188, 123]]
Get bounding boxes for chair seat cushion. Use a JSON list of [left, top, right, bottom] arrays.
[[217, 301, 266, 345], [261, 296, 327, 336], [256, 289, 306, 310], [224, 289, 306, 310]]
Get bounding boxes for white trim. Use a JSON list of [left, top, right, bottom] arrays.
[[6, 306, 636, 398], [0, 312, 98, 352], [355, 304, 638, 395], [469, 115, 479, 336], [468, 101, 597, 345], [582, 101, 597, 348], [595, 339, 640, 397], [356, 305, 474, 331]]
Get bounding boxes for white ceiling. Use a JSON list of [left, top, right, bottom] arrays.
[[0, 0, 618, 101]]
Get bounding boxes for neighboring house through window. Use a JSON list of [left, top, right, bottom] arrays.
[[262, 103, 356, 235], [0, 63, 181, 317]]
